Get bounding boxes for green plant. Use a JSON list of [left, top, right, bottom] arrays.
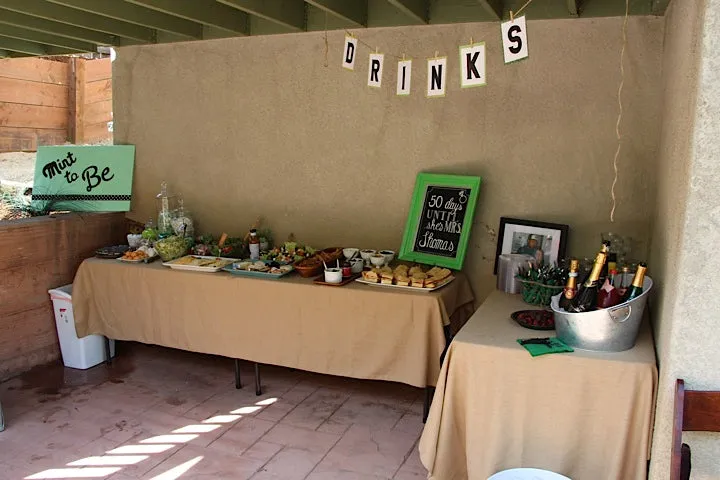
[[516, 263, 568, 306]]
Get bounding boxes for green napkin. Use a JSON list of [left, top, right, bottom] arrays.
[[516, 337, 574, 357]]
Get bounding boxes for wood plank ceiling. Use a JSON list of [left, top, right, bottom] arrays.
[[0, 0, 671, 58]]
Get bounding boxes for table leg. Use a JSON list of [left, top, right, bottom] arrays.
[[423, 386, 435, 424], [234, 359, 243, 389], [0, 400, 5, 432], [104, 336, 112, 365], [254, 363, 262, 396]]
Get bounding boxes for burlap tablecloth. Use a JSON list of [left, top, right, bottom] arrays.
[[419, 291, 658, 480], [72, 258, 475, 388]]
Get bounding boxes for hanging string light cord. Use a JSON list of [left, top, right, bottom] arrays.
[[610, 0, 630, 222], [510, 0, 534, 20]]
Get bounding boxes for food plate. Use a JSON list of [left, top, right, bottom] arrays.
[[511, 309, 555, 330], [222, 260, 294, 279], [355, 276, 455, 292], [95, 245, 130, 259], [117, 255, 159, 264], [162, 255, 234, 272]]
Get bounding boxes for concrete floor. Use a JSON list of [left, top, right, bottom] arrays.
[[0, 343, 427, 479]]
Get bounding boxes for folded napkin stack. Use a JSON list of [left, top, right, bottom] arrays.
[[517, 337, 574, 357]]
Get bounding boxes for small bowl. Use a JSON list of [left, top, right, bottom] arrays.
[[379, 250, 395, 264], [324, 267, 343, 284], [127, 234, 142, 248], [343, 248, 359, 260], [360, 249, 376, 264], [370, 254, 386, 267], [349, 258, 364, 273]]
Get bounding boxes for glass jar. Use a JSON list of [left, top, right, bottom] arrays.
[[155, 182, 178, 238]]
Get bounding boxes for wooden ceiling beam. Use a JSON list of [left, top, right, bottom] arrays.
[[305, 0, 368, 27], [217, 0, 306, 32], [385, 0, 429, 24], [0, 23, 96, 52], [0, 35, 50, 55], [124, 0, 249, 35], [45, 0, 202, 38], [0, 9, 119, 45], [0, 0, 155, 43], [475, 0, 503, 20]]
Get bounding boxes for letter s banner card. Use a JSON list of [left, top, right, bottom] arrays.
[[32, 145, 135, 212], [501, 15, 529, 64]]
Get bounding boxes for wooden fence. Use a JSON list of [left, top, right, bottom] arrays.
[[0, 213, 126, 381], [0, 56, 112, 153]]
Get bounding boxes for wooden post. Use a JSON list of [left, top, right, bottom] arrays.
[[74, 58, 86, 144], [68, 57, 76, 143]]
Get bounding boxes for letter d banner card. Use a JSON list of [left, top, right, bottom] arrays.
[[399, 173, 481, 270], [33, 145, 135, 212]]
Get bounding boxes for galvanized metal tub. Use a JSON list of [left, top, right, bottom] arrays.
[[550, 276, 653, 352]]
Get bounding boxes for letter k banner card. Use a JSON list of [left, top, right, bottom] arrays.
[[33, 145, 136, 212], [399, 173, 481, 270]]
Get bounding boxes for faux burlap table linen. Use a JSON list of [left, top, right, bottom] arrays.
[[419, 291, 658, 480], [72, 258, 475, 388]]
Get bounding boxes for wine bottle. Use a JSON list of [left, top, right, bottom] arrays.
[[617, 266, 630, 296], [558, 259, 580, 310], [566, 251, 607, 313], [597, 269, 622, 309], [623, 263, 647, 302], [599, 241, 611, 285]]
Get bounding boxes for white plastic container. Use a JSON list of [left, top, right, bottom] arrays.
[[48, 284, 115, 369]]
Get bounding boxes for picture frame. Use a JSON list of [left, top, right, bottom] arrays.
[[493, 217, 569, 274], [399, 173, 482, 270]]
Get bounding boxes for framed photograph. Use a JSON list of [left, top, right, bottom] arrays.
[[493, 217, 569, 274], [398, 173, 482, 270]]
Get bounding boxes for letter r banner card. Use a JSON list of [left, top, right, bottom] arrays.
[[501, 15, 529, 64], [33, 145, 135, 212]]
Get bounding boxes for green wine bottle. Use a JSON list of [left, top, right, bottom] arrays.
[[623, 263, 647, 302], [567, 251, 607, 313]]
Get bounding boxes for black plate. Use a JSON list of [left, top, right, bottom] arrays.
[[96, 245, 130, 259], [511, 309, 555, 330]]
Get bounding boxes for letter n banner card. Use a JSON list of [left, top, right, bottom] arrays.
[[399, 173, 481, 270], [33, 145, 135, 212]]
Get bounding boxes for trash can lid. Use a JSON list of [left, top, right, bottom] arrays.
[[48, 284, 73, 299]]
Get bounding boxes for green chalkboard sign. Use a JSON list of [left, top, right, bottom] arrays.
[[398, 173, 481, 270], [32, 145, 135, 212]]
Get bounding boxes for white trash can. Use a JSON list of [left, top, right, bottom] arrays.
[[48, 284, 115, 369]]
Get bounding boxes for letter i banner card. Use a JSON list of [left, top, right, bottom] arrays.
[[32, 145, 135, 212], [398, 173, 481, 270]]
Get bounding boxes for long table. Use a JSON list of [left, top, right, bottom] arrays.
[[72, 258, 475, 388], [419, 291, 658, 480]]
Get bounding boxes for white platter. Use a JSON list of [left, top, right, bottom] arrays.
[[354, 276, 455, 292], [117, 255, 159, 264], [162, 255, 235, 272]]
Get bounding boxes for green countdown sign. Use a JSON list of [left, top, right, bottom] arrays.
[[32, 145, 135, 212]]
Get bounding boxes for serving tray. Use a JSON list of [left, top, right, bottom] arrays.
[[162, 255, 235, 272], [313, 273, 361, 286], [354, 276, 455, 293], [222, 262, 294, 280]]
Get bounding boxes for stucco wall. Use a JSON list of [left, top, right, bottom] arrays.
[[649, 0, 720, 478], [113, 18, 663, 302]]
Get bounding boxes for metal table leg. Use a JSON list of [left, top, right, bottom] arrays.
[[423, 387, 435, 423], [0, 400, 5, 432], [234, 359, 243, 389], [254, 363, 262, 396], [104, 336, 112, 365]]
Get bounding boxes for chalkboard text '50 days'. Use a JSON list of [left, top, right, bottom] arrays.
[[42, 152, 115, 192]]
